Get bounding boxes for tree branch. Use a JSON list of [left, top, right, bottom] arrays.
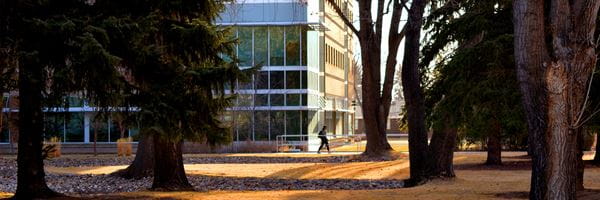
[[381, 0, 407, 116], [324, 0, 360, 35]]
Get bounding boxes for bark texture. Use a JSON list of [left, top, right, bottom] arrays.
[[427, 118, 457, 177], [151, 137, 193, 191], [485, 120, 502, 165], [594, 133, 600, 164], [14, 59, 61, 199], [513, 0, 600, 199], [401, 0, 428, 185], [112, 133, 154, 179]]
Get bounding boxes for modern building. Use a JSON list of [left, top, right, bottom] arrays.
[[0, 0, 357, 153], [220, 0, 357, 151]]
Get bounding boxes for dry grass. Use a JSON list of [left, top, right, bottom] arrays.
[[9, 152, 600, 199], [116, 138, 133, 157]]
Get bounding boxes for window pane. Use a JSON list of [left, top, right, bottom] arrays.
[[270, 94, 284, 106], [270, 71, 284, 89], [302, 26, 307, 66], [44, 113, 64, 141], [65, 112, 84, 142], [68, 96, 83, 107], [286, 111, 300, 135], [286, 71, 300, 89], [236, 94, 253, 107], [286, 26, 300, 65], [236, 111, 252, 141], [90, 116, 109, 142], [301, 71, 307, 89], [270, 111, 285, 138], [239, 76, 254, 89], [302, 94, 308, 106], [254, 27, 268, 66], [286, 94, 300, 106], [270, 27, 284, 65], [255, 94, 269, 106], [110, 117, 128, 142], [301, 111, 308, 135], [256, 71, 269, 89], [0, 112, 8, 143], [255, 111, 270, 141], [238, 27, 253, 66]]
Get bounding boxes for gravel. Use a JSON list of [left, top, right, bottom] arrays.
[[0, 156, 404, 196], [44, 155, 356, 168]]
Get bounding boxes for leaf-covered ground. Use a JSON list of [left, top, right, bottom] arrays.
[[2, 152, 600, 199]]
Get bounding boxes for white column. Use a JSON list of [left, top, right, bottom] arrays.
[[83, 113, 90, 143]]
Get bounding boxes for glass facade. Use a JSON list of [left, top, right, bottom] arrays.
[[227, 25, 319, 142]]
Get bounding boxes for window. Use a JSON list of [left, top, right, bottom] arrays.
[[270, 111, 285, 137], [239, 76, 254, 90], [270, 27, 284, 65], [270, 71, 284, 89], [301, 71, 307, 89], [286, 111, 300, 135], [302, 94, 308, 106], [270, 94, 285, 106], [238, 27, 253, 66], [286, 71, 300, 89], [90, 116, 109, 142], [302, 26, 307, 66], [236, 111, 252, 141], [44, 113, 64, 141], [286, 94, 300, 106], [286, 26, 300, 66], [254, 27, 268, 65], [255, 94, 269, 106], [0, 112, 8, 143], [256, 71, 269, 89], [255, 111, 270, 140], [65, 112, 84, 142]]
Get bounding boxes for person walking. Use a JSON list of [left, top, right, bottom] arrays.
[[317, 126, 330, 154]]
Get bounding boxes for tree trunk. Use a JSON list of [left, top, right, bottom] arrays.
[[545, 62, 579, 200], [485, 120, 502, 165], [151, 137, 193, 191], [594, 132, 600, 164], [401, 0, 428, 186], [576, 128, 585, 191], [112, 133, 154, 179], [513, 1, 549, 199], [13, 60, 61, 198], [428, 118, 457, 177]]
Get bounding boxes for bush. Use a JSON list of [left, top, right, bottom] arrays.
[[43, 137, 61, 158], [117, 137, 132, 156]]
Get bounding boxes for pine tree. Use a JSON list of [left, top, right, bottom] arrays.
[[91, 0, 242, 190]]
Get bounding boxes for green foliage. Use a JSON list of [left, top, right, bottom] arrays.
[[2, 0, 243, 146], [422, 0, 527, 149]]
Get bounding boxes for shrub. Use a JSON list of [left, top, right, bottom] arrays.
[[117, 137, 132, 156]]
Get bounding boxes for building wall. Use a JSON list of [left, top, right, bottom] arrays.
[[0, 0, 357, 153]]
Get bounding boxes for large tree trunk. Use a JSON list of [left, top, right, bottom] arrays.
[[151, 137, 193, 191], [576, 128, 585, 191], [514, 0, 600, 199], [401, 0, 428, 186], [112, 133, 154, 179], [485, 119, 502, 165], [427, 118, 457, 177], [513, 0, 550, 199], [594, 132, 600, 164], [13, 60, 61, 198]]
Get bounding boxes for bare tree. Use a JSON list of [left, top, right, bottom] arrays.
[[325, 0, 408, 157]]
